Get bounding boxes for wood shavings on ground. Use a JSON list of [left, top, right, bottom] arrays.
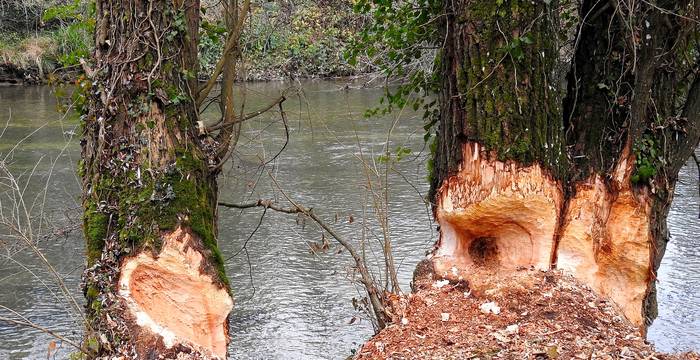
[[356, 266, 699, 360]]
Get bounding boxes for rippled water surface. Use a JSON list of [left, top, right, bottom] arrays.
[[0, 83, 697, 359]]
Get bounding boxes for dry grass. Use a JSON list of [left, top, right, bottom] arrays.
[[0, 34, 57, 70]]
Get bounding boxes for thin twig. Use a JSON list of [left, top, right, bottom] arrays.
[[206, 95, 287, 132], [227, 206, 268, 261], [0, 304, 83, 351], [219, 189, 390, 330], [693, 152, 700, 218]]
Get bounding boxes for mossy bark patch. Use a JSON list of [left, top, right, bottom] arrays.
[[431, 0, 566, 203]]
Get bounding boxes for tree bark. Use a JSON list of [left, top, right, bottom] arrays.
[[80, 0, 232, 358], [215, 0, 242, 161], [558, 0, 700, 329], [430, 0, 566, 273], [429, 0, 700, 333]]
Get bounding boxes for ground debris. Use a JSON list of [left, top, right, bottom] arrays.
[[480, 301, 501, 315], [357, 270, 699, 360]]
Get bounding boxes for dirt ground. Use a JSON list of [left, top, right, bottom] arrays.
[[356, 266, 699, 360]]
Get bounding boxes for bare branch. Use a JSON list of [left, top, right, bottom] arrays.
[[219, 190, 391, 330], [218, 199, 302, 214], [196, 0, 251, 106], [0, 316, 83, 350], [0, 304, 83, 351], [259, 102, 290, 168], [207, 95, 287, 132]]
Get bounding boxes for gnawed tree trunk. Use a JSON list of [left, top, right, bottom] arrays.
[[430, 0, 566, 276], [429, 0, 699, 332], [557, 0, 700, 328], [80, 0, 233, 358]]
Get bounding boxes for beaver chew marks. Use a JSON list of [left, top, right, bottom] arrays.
[[432, 143, 563, 277], [468, 237, 499, 266], [119, 227, 233, 359], [557, 152, 653, 327]]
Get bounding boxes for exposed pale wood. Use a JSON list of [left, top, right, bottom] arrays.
[[119, 227, 232, 359]]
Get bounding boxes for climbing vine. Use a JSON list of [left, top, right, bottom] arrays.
[[631, 134, 661, 184]]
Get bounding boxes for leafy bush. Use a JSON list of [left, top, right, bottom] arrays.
[[50, 22, 93, 66], [0, 0, 94, 73], [43, 0, 95, 67], [346, 0, 443, 138], [237, 0, 366, 80], [3, 0, 368, 80]]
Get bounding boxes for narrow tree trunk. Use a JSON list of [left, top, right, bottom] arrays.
[[216, 0, 242, 159], [80, 0, 232, 358], [429, 0, 699, 333]]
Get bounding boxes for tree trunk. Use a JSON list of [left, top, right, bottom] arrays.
[[430, 0, 566, 276], [80, 0, 232, 358], [429, 0, 700, 332], [558, 0, 700, 329]]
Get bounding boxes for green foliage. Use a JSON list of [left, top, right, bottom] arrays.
[[42, 0, 86, 23], [198, 20, 224, 76], [69, 352, 87, 360], [52, 23, 92, 66], [45, 0, 95, 66], [503, 34, 533, 62], [347, 0, 443, 184], [346, 0, 443, 139], [631, 134, 661, 184], [377, 145, 413, 163], [197, 0, 364, 80], [5, 0, 367, 80], [0, 0, 94, 70], [165, 8, 189, 42], [198, 16, 226, 75], [245, 0, 362, 79], [201, 19, 227, 41], [86, 336, 100, 353]]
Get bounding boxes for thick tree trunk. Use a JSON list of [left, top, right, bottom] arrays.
[[80, 0, 232, 358], [430, 0, 566, 276], [557, 0, 700, 328], [429, 0, 700, 333]]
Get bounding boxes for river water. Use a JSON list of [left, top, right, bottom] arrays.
[[0, 82, 697, 359]]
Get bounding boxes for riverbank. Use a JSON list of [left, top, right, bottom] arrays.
[[0, 58, 377, 86], [356, 265, 699, 359], [1, 0, 369, 85], [0, 63, 40, 85]]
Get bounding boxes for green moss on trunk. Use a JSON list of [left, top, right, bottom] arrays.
[[431, 0, 565, 200], [80, 0, 231, 356]]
